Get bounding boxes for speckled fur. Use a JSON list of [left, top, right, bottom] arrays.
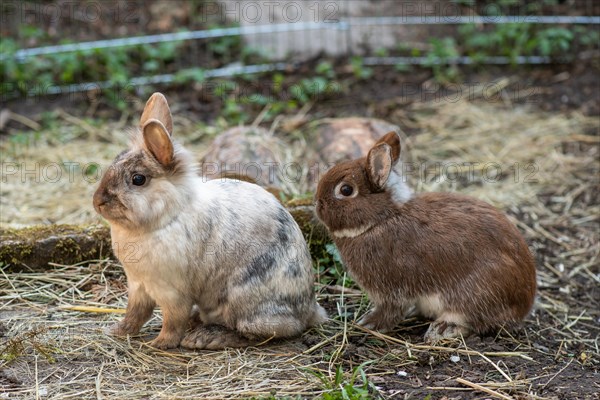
[[315, 131, 536, 342], [93, 93, 326, 350]]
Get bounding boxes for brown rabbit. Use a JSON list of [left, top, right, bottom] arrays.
[[315, 131, 536, 342]]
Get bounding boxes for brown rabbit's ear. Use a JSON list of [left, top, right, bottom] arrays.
[[366, 143, 393, 190], [373, 131, 401, 164], [140, 93, 173, 136], [143, 119, 173, 166]]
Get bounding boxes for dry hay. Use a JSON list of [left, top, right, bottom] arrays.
[[0, 262, 575, 400], [1, 100, 599, 399], [0, 263, 327, 399]]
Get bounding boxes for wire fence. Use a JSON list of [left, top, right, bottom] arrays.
[[2, 4, 599, 99], [6, 15, 600, 61]]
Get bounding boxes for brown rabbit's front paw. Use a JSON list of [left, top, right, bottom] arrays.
[[424, 320, 470, 344], [357, 309, 398, 333], [149, 334, 181, 350]]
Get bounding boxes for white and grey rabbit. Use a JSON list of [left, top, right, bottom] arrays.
[[93, 93, 326, 349]]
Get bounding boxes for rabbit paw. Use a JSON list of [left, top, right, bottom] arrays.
[[149, 334, 181, 350], [181, 325, 252, 350], [358, 309, 398, 333], [105, 321, 139, 337], [424, 320, 470, 344]]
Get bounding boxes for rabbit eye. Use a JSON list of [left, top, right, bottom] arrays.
[[132, 174, 146, 186], [335, 182, 357, 199], [340, 185, 353, 196]]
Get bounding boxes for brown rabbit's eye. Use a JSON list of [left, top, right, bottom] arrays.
[[132, 174, 146, 186], [340, 184, 354, 196], [335, 182, 357, 199]]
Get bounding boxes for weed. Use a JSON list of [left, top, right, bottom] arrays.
[[349, 56, 373, 80], [221, 96, 249, 124], [374, 48, 389, 58], [311, 363, 381, 400], [316, 243, 356, 288], [316, 61, 337, 79], [536, 27, 574, 57], [0, 327, 60, 365], [458, 22, 579, 65], [174, 67, 206, 84], [424, 37, 460, 83], [206, 24, 242, 64], [292, 77, 331, 104]]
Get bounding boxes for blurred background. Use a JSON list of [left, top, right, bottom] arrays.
[[1, 0, 599, 227]]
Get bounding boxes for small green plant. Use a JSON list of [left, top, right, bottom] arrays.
[[221, 96, 249, 125], [174, 67, 206, 84], [572, 26, 600, 47], [349, 56, 373, 80], [315, 243, 356, 288], [291, 77, 339, 105], [316, 60, 336, 79], [311, 363, 380, 400], [424, 37, 460, 83], [536, 27, 574, 56], [20, 25, 46, 41], [459, 22, 579, 65], [0, 327, 59, 365], [206, 25, 243, 64], [374, 47, 389, 57]]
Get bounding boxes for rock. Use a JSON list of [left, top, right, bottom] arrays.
[[199, 126, 295, 194], [0, 224, 111, 272], [314, 117, 401, 165], [307, 117, 402, 191]]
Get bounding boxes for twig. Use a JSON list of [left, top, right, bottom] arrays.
[[60, 305, 126, 314], [564, 309, 587, 330], [301, 332, 342, 355], [95, 362, 104, 400], [533, 223, 572, 249], [479, 353, 513, 382], [540, 358, 574, 390], [356, 326, 533, 360], [251, 104, 272, 130], [456, 377, 514, 400], [323, 285, 363, 295], [3, 110, 41, 130], [57, 108, 112, 141]]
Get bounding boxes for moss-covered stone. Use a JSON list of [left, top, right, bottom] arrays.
[[0, 224, 112, 271], [286, 202, 332, 263]]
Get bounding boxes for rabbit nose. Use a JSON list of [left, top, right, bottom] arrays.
[[93, 190, 108, 210]]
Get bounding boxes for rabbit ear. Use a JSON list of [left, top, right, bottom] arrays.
[[140, 92, 173, 136], [143, 119, 173, 166], [366, 142, 392, 190], [374, 131, 401, 164]]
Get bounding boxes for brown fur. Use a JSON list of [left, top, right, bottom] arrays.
[[315, 131, 537, 340]]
